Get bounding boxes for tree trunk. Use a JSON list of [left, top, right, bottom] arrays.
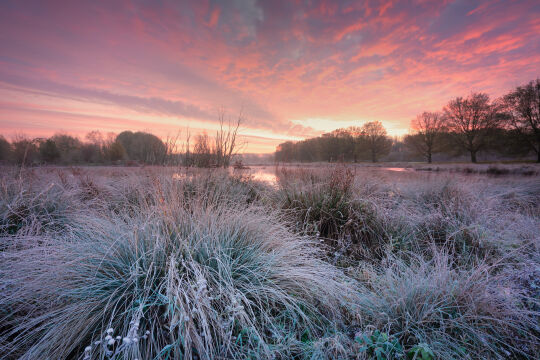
[[470, 151, 477, 163], [427, 152, 432, 163], [537, 150, 540, 163], [371, 150, 377, 163]]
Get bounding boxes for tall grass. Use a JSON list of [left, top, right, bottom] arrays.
[[1, 165, 539, 359], [0, 171, 356, 359], [276, 166, 388, 265], [0, 168, 81, 237], [353, 252, 539, 359]]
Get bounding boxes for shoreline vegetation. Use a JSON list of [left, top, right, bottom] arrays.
[[0, 77, 539, 169], [1, 164, 539, 359]]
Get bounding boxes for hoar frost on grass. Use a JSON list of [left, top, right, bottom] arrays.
[[0, 165, 539, 359]]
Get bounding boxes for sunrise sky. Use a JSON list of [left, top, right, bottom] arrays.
[[0, 0, 539, 153]]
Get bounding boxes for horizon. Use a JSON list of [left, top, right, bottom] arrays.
[[1, 0, 539, 153]]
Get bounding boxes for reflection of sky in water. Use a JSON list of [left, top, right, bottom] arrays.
[[380, 167, 412, 172], [249, 168, 278, 185], [174, 166, 411, 186], [246, 166, 411, 185], [172, 166, 278, 185]]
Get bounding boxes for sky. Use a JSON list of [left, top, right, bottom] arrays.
[[0, 0, 539, 153]]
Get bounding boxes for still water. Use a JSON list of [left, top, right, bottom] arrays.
[[174, 166, 412, 186]]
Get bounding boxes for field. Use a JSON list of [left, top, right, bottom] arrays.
[[1, 165, 539, 359]]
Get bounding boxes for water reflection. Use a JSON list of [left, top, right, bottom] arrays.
[[173, 166, 412, 186], [250, 169, 278, 184], [172, 167, 278, 185], [380, 167, 412, 172], [234, 166, 278, 185]]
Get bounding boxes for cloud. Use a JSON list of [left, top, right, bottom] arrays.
[[0, 73, 214, 120], [0, 0, 539, 152]]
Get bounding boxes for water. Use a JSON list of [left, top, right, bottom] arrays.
[[381, 167, 412, 172], [241, 166, 413, 185], [233, 166, 278, 185], [173, 166, 412, 186]]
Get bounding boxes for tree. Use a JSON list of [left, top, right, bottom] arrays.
[[0, 135, 11, 162], [83, 131, 106, 162], [116, 131, 167, 164], [361, 121, 392, 162], [275, 141, 296, 162], [11, 134, 39, 165], [193, 132, 213, 167], [214, 109, 244, 168], [405, 111, 446, 163], [502, 79, 540, 162], [347, 126, 364, 162], [444, 93, 500, 163], [51, 134, 83, 163], [107, 140, 126, 162], [39, 139, 61, 163]]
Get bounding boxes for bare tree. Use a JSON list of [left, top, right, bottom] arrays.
[[406, 111, 446, 163], [503, 79, 540, 162], [181, 127, 193, 166], [163, 131, 182, 165], [86, 131, 104, 147], [214, 109, 244, 168], [84, 130, 105, 162], [444, 93, 500, 163], [361, 121, 392, 162], [11, 134, 39, 166], [193, 132, 213, 167]]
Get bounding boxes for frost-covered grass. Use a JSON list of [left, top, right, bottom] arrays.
[[0, 165, 539, 359]]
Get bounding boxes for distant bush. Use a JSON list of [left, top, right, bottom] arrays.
[[0, 135, 11, 162], [487, 165, 511, 175], [116, 131, 167, 164]]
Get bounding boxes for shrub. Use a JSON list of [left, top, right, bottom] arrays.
[[487, 166, 511, 176], [355, 330, 403, 359], [384, 180, 503, 265]]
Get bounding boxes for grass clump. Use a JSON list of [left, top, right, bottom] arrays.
[[0, 170, 78, 237], [0, 192, 356, 359], [277, 166, 388, 264], [353, 252, 540, 359]]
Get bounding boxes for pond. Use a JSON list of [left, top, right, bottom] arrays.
[[381, 167, 413, 172], [174, 166, 414, 187], [237, 166, 414, 185]]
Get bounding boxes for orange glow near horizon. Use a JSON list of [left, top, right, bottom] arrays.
[[1, 0, 539, 153]]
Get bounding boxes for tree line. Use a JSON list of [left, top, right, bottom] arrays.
[[0, 110, 244, 167], [276, 78, 539, 163], [0, 131, 172, 166]]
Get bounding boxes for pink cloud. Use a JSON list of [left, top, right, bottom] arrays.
[[0, 0, 538, 153]]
